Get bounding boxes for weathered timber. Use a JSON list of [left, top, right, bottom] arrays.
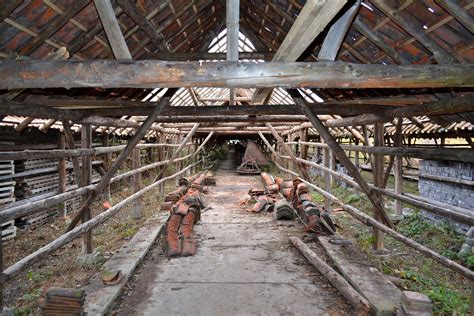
[[1, 61, 473, 90], [252, 0, 347, 103], [192, 132, 214, 157], [154, 123, 200, 182], [371, 0, 456, 64], [372, 123, 385, 251], [258, 132, 284, 166], [146, 51, 274, 61], [290, 237, 371, 314], [117, 0, 167, 51], [435, 0, 474, 33], [276, 160, 474, 280], [66, 89, 177, 231], [293, 93, 394, 229], [93, 0, 132, 59], [318, 0, 361, 61], [324, 95, 474, 128], [266, 123, 311, 181], [81, 124, 93, 254]]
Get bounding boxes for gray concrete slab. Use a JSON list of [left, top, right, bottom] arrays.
[[114, 163, 351, 315]]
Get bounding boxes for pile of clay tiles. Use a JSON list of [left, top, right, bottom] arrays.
[[290, 179, 336, 235], [38, 287, 85, 315], [162, 172, 215, 257], [249, 172, 296, 220]]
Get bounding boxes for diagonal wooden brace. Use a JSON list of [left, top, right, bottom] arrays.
[[290, 91, 394, 229], [66, 89, 177, 232]]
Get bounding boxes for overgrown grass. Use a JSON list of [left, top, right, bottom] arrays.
[[309, 173, 471, 315]]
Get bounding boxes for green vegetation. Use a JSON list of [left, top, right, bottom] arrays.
[[308, 171, 471, 314]]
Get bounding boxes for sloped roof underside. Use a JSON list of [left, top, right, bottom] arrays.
[[0, 0, 473, 138]]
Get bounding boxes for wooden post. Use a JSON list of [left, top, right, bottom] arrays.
[[81, 124, 93, 254], [157, 132, 166, 198], [329, 148, 336, 187], [323, 139, 331, 212], [354, 139, 360, 171], [372, 123, 385, 251], [102, 134, 111, 201], [58, 133, 67, 217], [300, 128, 308, 160], [131, 148, 141, 219], [62, 121, 83, 187], [175, 134, 182, 187]]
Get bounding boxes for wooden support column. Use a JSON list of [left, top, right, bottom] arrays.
[[94, 0, 132, 59], [323, 139, 331, 212], [226, 0, 239, 105], [266, 123, 311, 181], [394, 121, 403, 217], [354, 139, 360, 171], [58, 133, 67, 217], [293, 93, 394, 229], [102, 134, 112, 201], [81, 124, 93, 254], [157, 132, 166, 198], [329, 148, 336, 187], [300, 128, 308, 160], [131, 148, 142, 219], [175, 134, 182, 186], [62, 121, 83, 187], [372, 123, 385, 251]]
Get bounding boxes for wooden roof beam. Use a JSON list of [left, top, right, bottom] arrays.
[[435, 0, 474, 33], [1, 60, 472, 90], [252, 0, 348, 104], [117, 0, 168, 51], [318, 0, 361, 61], [94, 0, 132, 59]]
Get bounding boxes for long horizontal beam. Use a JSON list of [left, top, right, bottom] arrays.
[[145, 51, 274, 61], [325, 95, 474, 128], [1, 60, 473, 90]]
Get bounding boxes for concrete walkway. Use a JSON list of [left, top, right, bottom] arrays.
[[115, 153, 351, 315]]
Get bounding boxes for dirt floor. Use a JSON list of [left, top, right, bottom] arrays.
[[113, 151, 352, 315], [2, 176, 170, 315]]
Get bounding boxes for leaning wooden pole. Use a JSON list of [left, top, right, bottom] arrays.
[[258, 131, 284, 166], [290, 237, 371, 314], [154, 123, 200, 182], [192, 131, 214, 157], [292, 93, 394, 229], [66, 89, 176, 231], [266, 123, 311, 180]]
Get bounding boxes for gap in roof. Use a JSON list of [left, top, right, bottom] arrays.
[[207, 28, 256, 55]]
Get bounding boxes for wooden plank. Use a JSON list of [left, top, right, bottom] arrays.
[[318, 0, 361, 61], [252, 0, 347, 103], [318, 236, 402, 314], [146, 51, 274, 61], [93, 0, 132, 59], [1, 60, 472, 90]]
